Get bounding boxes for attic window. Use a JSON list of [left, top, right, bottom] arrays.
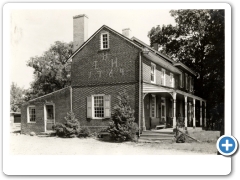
[[101, 33, 109, 49]]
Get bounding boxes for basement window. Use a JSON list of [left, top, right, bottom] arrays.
[[101, 33, 109, 50]]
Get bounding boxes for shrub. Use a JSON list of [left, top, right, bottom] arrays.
[[52, 111, 80, 138], [79, 126, 90, 138], [106, 89, 139, 142]]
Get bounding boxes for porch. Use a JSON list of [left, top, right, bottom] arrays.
[[141, 82, 206, 131]]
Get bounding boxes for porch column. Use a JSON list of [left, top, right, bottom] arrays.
[[193, 99, 196, 128], [184, 96, 188, 130], [200, 101, 202, 127], [204, 101, 207, 128], [142, 94, 147, 131], [173, 92, 177, 128]]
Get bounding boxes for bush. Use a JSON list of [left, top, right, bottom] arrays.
[[106, 89, 139, 142], [79, 126, 90, 138], [52, 111, 80, 138]]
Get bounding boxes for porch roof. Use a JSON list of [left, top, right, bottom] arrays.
[[143, 82, 206, 102]]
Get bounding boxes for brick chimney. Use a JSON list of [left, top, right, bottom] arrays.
[[122, 28, 131, 39], [73, 14, 88, 51]]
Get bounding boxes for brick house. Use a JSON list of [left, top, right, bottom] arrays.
[[21, 14, 206, 135]]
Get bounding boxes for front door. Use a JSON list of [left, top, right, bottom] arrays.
[[44, 104, 55, 131], [161, 98, 166, 123]]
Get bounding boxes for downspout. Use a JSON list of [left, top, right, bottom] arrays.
[[138, 51, 142, 137], [70, 86, 73, 112]]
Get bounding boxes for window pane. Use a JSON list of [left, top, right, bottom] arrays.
[[29, 107, 36, 122], [94, 96, 104, 118]]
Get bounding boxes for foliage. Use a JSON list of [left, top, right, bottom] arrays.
[[10, 82, 26, 112], [106, 90, 138, 142], [52, 111, 80, 138], [79, 126, 91, 138], [148, 10, 224, 129], [25, 41, 73, 101]]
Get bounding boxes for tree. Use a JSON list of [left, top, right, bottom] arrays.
[[148, 10, 224, 129], [107, 90, 138, 142], [10, 82, 25, 112], [25, 41, 73, 100]]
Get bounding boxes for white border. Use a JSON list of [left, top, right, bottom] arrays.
[[3, 2, 232, 176]]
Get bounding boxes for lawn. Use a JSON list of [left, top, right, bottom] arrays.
[[9, 131, 218, 155]]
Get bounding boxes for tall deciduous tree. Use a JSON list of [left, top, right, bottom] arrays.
[[10, 82, 25, 112], [25, 41, 73, 100], [148, 10, 224, 128]]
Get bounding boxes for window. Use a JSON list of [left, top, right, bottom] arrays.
[[93, 96, 104, 118], [170, 73, 174, 88], [180, 72, 184, 88], [185, 73, 188, 90], [101, 33, 109, 49], [151, 95, 156, 117], [161, 68, 166, 86], [190, 76, 194, 92], [87, 95, 111, 119], [28, 106, 36, 123], [151, 63, 156, 83]]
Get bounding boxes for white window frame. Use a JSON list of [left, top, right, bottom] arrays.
[[100, 32, 109, 50], [92, 94, 105, 119], [150, 63, 156, 84], [162, 68, 166, 86], [27, 105, 36, 123]]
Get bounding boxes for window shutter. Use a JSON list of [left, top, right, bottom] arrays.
[[104, 95, 111, 118], [87, 96, 92, 118]]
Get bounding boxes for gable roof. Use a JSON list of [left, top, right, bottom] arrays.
[[131, 37, 197, 76], [68, 25, 142, 61]]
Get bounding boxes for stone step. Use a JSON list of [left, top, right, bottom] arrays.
[[138, 138, 174, 143], [142, 131, 174, 135]]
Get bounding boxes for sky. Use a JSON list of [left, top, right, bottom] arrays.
[[10, 9, 176, 89]]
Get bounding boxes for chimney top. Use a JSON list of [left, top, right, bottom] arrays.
[[122, 28, 132, 39], [73, 14, 88, 19]]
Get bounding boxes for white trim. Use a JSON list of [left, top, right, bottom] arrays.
[[27, 105, 36, 123], [150, 62, 156, 84], [100, 32, 109, 50], [44, 103, 55, 132], [92, 94, 105, 119]]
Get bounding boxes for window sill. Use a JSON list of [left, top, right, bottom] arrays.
[[27, 122, 36, 124], [98, 48, 110, 52]]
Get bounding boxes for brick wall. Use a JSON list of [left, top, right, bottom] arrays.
[[71, 27, 140, 87], [72, 83, 139, 132], [21, 87, 71, 134], [142, 56, 176, 88]]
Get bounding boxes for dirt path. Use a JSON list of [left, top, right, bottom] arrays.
[[10, 134, 217, 155]]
